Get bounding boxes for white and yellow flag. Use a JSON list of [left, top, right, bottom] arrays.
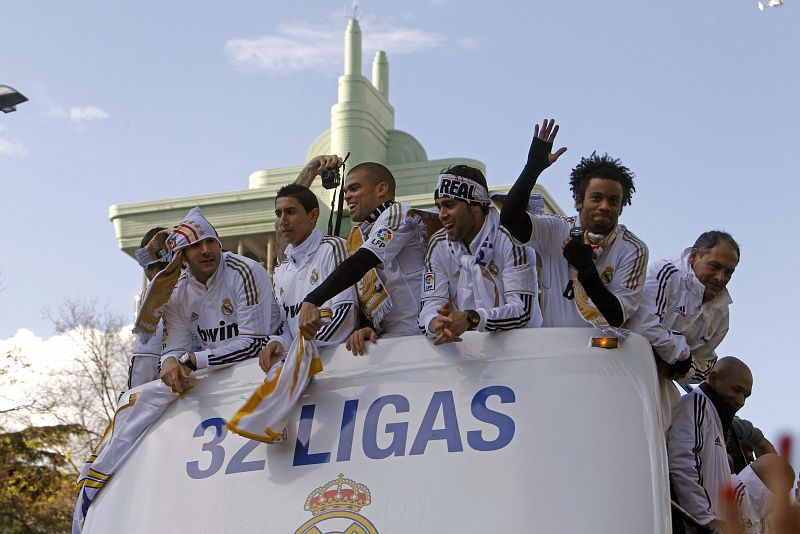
[[227, 335, 323, 443], [73, 382, 176, 534]]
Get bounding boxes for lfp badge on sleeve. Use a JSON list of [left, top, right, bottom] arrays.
[[293, 474, 379, 534]]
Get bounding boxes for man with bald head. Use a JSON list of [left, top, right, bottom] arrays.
[[668, 356, 753, 532], [298, 162, 425, 353]]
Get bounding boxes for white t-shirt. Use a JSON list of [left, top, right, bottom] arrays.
[[162, 251, 281, 370], [358, 201, 425, 336], [526, 214, 648, 327], [270, 229, 357, 349]]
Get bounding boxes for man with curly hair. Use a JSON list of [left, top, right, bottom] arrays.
[[500, 119, 648, 329]]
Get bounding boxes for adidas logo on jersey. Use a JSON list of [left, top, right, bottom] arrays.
[[714, 436, 723, 447], [197, 321, 239, 343], [675, 305, 686, 317]]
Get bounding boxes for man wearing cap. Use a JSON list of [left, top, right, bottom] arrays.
[[419, 165, 538, 344], [259, 184, 357, 371], [297, 162, 425, 354], [626, 231, 739, 429], [500, 119, 648, 331], [138, 207, 280, 394]]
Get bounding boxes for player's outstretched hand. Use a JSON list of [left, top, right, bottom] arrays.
[[527, 119, 568, 171]]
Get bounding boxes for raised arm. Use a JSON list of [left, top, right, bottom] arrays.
[[500, 119, 567, 242], [294, 154, 344, 187]]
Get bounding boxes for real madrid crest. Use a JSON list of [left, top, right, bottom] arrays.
[[600, 266, 615, 284], [488, 260, 499, 277], [221, 297, 234, 316], [310, 268, 319, 285], [293, 473, 378, 534]]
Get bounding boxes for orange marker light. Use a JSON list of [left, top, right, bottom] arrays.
[[590, 337, 619, 349]]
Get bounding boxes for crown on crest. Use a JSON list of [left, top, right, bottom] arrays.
[[304, 473, 371, 516]]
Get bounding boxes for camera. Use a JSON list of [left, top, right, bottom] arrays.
[[321, 167, 341, 190], [569, 227, 585, 241]]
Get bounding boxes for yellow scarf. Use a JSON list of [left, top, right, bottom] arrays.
[[346, 225, 393, 333], [133, 249, 184, 342], [572, 226, 619, 329]]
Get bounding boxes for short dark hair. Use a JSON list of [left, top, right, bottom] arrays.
[[569, 152, 636, 206], [276, 183, 319, 213], [693, 230, 740, 259], [140, 226, 166, 248], [348, 162, 396, 196]]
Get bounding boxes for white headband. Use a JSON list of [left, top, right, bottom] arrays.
[[435, 173, 491, 207]]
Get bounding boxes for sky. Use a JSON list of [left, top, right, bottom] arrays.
[[1, 1, 797, 458]]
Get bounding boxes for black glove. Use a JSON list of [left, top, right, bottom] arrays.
[[563, 238, 595, 274], [525, 137, 553, 176], [656, 355, 693, 380]]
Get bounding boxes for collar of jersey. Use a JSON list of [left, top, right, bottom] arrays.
[[362, 200, 396, 227], [285, 228, 323, 270]]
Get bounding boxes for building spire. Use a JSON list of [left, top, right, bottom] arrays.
[[344, 17, 362, 76]]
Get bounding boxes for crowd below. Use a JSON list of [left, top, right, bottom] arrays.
[[127, 119, 797, 534]]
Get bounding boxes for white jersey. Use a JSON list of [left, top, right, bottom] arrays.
[[270, 229, 357, 349], [419, 224, 537, 334], [731, 465, 770, 534], [162, 251, 281, 370], [627, 249, 731, 374], [357, 201, 425, 336], [525, 214, 648, 327], [668, 386, 731, 527]]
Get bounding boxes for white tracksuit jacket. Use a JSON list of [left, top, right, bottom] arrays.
[[627, 248, 731, 374], [161, 251, 281, 370], [731, 465, 770, 534], [668, 386, 731, 528], [270, 229, 357, 349], [418, 225, 537, 334]]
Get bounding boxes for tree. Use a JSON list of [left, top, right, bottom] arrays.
[[0, 300, 133, 532], [0, 425, 81, 533]]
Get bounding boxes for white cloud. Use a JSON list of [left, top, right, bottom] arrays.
[[0, 325, 131, 419], [68, 105, 110, 122], [0, 328, 78, 415], [0, 126, 28, 158], [226, 17, 446, 75]]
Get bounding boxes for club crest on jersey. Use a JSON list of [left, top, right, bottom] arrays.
[[423, 272, 435, 292], [191, 312, 199, 322], [221, 297, 234, 316], [600, 266, 615, 284], [310, 268, 319, 285], [293, 473, 378, 534]]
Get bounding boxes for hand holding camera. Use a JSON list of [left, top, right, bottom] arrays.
[[294, 154, 345, 187], [563, 226, 595, 273]]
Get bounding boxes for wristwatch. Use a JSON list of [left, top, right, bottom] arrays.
[[466, 309, 480, 331], [179, 352, 197, 371]]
